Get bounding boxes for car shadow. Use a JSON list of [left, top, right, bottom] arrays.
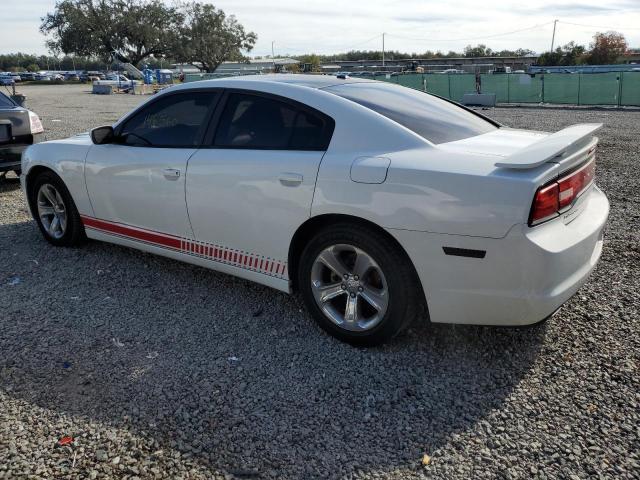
[[0, 220, 547, 479]]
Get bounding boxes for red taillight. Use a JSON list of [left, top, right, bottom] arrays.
[[530, 158, 595, 226], [558, 160, 595, 209], [531, 183, 559, 224]]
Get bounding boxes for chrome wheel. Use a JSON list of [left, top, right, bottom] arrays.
[[310, 244, 389, 332], [37, 183, 67, 239]]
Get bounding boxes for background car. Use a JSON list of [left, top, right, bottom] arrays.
[[20, 75, 608, 345], [0, 91, 44, 176], [0, 74, 15, 86]]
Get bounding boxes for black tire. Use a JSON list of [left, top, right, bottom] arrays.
[[29, 170, 86, 247], [298, 222, 421, 346]]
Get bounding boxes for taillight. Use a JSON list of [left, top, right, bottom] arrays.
[[28, 111, 44, 134], [529, 158, 595, 226]]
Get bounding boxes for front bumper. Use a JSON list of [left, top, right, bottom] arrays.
[[389, 185, 609, 326]]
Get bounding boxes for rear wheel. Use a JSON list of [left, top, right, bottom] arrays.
[[29, 171, 85, 247], [298, 223, 420, 346]]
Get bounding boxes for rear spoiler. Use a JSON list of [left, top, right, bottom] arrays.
[[495, 123, 602, 169]]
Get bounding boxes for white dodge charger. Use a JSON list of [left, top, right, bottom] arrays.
[[21, 75, 609, 345]]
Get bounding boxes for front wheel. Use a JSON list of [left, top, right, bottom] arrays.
[[29, 171, 86, 247], [298, 223, 421, 346]]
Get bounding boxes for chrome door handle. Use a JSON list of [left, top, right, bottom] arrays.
[[279, 172, 303, 187], [163, 168, 181, 180]]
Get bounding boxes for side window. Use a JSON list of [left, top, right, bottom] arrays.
[[119, 92, 217, 147], [213, 92, 334, 150]]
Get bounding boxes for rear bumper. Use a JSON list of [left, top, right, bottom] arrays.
[[0, 133, 43, 172], [389, 185, 609, 326], [0, 144, 26, 171]]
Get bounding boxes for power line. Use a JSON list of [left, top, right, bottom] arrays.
[[559, 20, 640, 31], [387, 22, 553, 43]]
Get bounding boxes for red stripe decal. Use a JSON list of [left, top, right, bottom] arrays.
[[81, 216, 182, 250], [81, 216, 287, 279]]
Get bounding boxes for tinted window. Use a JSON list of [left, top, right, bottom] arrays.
[[0, 92, 16, 108], [325, 83, 497, 144], [214, 93, 333, 150], [120, 92, 217, 147]]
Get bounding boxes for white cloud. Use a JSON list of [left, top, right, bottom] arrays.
[[1, 0, 639, 56]]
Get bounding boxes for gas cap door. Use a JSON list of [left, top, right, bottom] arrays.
[[350, 156, 391, 184]]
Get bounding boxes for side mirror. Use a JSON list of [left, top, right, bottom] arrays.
[[91, 125, 115, 145]]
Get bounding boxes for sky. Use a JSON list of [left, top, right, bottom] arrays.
[[1, 0, 639, 57]]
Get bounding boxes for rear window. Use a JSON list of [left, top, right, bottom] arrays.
[[0, 92, 16, 108], [325, 83, 497, 144]]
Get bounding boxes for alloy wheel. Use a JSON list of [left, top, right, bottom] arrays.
[[310, 243, 389, 331], [37, 183, 67, 239]]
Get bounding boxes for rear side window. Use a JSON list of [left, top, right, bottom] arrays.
[[325, 83, 497, 144], [213, 92, 334, 150], [119, 92, 217, 147]]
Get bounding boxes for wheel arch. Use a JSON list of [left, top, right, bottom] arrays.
[[24, 165, 61, 214], [288, 213, 427, 306]]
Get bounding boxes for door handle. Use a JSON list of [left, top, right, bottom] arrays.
[[279, 172, 303, 187], [163, 168, 181, 180]]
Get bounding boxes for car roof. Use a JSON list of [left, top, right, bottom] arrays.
[[182, 73, 377, 90]]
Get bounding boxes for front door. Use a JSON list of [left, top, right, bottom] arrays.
[[84, 91, 219, 238]]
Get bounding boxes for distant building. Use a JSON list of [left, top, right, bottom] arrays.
[[321, 55, 540, 74], [214, 58, 300, 74]]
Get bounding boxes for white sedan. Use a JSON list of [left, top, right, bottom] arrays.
[[21, 75, 609, 345]]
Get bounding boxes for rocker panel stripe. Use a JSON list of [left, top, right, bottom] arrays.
[[80, 215, 288, 280]]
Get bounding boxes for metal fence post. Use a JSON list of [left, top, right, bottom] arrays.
[[577, 74, 581, 106], [618, 73, 623, 107]]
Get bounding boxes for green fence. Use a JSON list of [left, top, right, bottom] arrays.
[[375, 72, 640, 106], [184, 71, 640, 106]]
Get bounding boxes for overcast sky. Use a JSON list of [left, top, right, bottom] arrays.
[[1, 0, 639, 57]]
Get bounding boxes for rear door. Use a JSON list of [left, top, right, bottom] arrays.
[[185, 90, 334, 279], [84, 90, 219, 238]]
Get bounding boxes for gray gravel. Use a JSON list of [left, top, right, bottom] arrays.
[[0, 84, 638, 479]]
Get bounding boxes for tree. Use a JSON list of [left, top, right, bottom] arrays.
[[177, 2, 256, 73], [538, 42, 586, 66], [587, 31, 627, 65], [297, 54, 321, 72], [41, 0, 184, 66], [464, 44, 493, 57]]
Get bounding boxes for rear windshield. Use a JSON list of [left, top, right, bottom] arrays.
[[0, 92, 16, 108], [324, 82, 497, 144]]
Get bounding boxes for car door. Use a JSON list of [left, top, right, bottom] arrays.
[[84, 90, 219, 238], [185, 90, 335, 279]]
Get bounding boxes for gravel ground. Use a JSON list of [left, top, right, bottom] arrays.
[[0, 84, 638, 479]]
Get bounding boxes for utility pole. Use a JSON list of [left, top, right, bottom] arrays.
[[272, 41, 276, 72], [550, 19, 558, 52], [382, 33, 386, 67]]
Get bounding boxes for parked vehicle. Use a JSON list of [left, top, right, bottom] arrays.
[[439, 69, 465, 74], [21, 75, 608, 345], [20, 73, 36, 81], [0, 73, 15, 85], [491, 66, 512, 74], [35, 74, 52, 81], [0, 91, 44, 176], [9, 73, 22, 82]]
